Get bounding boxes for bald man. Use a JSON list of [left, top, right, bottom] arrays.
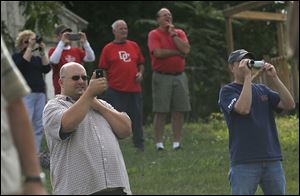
[[43, 62, 132, 195]]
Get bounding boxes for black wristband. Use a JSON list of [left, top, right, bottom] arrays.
[[25, 172, 45, 184], [25, 176, 42, 183], [171, 34, 178, 38]]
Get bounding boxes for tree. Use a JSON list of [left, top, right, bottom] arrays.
[[20, 1, 62, 37]]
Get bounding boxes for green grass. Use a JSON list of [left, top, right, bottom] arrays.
[[41, 114, 299, 195]]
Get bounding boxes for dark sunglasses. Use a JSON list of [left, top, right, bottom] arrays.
[[70, 75, 89, 81]]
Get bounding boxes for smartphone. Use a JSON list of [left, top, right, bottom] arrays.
[[95, 69, 104, 78], [68, 33, 81, 41]]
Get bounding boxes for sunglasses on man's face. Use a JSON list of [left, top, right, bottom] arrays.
[[70, 75, 89, 81]]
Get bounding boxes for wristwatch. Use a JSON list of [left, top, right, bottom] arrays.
[[25, 172, 45, 184]]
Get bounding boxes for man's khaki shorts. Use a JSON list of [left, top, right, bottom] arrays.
[[152, 72, 191, 112]]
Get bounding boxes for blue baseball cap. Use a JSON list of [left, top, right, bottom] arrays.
[[228, 49, 254, 64]]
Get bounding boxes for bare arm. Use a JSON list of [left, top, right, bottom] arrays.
[[39, 42, 50, 65], [152, 33, 190, 59], [234, 59, 252, 115], [153, 48, 182, 58], [61, 91, 94, 132], [138, 63, 145, 75], [168, 24, 190, 54], [22, 36, 36, 62], [234, 75, 252, 115], [91, 98, 132, 139], [7, 98, 46, 195], [265, 63, 295, 110], [136, 63, 145, 83], [171, 35, 190, 54], [22, 47, 33, 62]]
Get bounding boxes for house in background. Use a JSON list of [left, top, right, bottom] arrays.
[[1, 1, 89, 99]]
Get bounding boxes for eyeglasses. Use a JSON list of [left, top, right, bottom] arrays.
[[62, 75, 89, 81]]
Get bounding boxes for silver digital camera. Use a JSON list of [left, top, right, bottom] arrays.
[[247, 60, 265, 69]]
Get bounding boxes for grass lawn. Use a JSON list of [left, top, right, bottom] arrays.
[[42, 114, 299, 195]]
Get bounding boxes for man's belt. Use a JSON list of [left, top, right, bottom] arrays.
[[155, 71, 182, 76]]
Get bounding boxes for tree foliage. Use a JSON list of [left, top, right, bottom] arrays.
[[20, 1, 62, 37]]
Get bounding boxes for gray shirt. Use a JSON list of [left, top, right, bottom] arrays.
[[43, 95, 131, 195]]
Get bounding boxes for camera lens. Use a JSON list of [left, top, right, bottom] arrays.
[[36, 36, 43, 44]]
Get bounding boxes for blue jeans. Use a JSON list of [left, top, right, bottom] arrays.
[[23, 92, 46, 153], [228, 161, 286, 195]]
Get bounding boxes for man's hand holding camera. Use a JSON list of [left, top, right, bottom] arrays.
[[61, 32, 71, 45], [263, 63, 277, 78], [238, 59, 252, 79], [61, 32, 87, 44], [87, 71, 107, 98], [78, 32, 87, 44], [245, 60, 278, 81], [87, 71, 108, 112]]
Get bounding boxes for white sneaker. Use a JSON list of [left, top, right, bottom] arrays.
[[173, 142, 181, 150], [156, 142, 164, 151]]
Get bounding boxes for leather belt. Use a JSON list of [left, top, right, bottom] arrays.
[[155, 71, 182, 76]]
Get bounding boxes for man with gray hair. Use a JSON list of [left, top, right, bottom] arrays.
[[98, 19, 145, 151], [43, 62, 132, 194], [148, 8, 191, 151]]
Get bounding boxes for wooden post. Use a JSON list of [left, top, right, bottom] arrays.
[[225, 16, 234, 82], [291, 61, 299, 106], [276, 21, 290, 91], [224, 1, 234, 82], [225, 17, 234, 55]]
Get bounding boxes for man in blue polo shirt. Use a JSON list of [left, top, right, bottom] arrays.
[[218, 49, 295, 195]]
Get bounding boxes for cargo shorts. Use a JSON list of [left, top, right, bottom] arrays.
[[152, 71, 191, 112]]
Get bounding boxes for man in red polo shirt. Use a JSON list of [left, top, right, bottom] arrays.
[[98, 19, 145, 151], [49, 24, 95, 95], [148, 8, 191, 151]]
